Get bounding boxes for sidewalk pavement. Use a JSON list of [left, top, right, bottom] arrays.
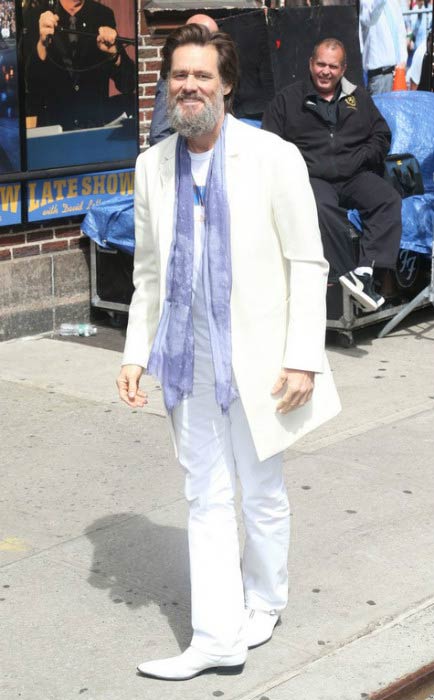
[[1, 309, 434, 700]]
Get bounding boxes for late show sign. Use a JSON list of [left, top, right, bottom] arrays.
[[27, 169, 134, 222]]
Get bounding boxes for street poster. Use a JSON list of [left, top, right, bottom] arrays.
[[22, 0, 138, 170]]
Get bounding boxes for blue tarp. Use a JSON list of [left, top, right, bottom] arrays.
[[82, 92, 434, 257], [373, 91, 434, 254], [401, 193, 434, 254], [373, 91, 434, 195], [81, 194, 134, 256]]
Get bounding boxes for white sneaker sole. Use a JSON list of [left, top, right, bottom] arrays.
[[339, 276, 385, 312]]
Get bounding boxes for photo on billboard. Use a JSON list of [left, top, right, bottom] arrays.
[[21, 0, 138, 170], [0, 1, 20, 174]]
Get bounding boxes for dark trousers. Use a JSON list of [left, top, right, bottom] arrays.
[[310, 172, 402, 282]]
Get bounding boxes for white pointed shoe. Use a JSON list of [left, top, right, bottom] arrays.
[[137, 646, 247, 680], [246, 608, 280, 649]]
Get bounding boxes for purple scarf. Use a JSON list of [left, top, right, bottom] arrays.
[[147, 117, 236, 413]]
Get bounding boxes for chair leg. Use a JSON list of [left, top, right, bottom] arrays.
[[377, 285, 430, 338]]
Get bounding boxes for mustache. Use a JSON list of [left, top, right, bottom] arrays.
[[176, 93, 205, 103]]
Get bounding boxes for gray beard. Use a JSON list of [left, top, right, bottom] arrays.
[[167, 90, 224, 138]]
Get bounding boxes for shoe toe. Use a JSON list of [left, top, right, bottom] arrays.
[[137, 657, 181, 679]]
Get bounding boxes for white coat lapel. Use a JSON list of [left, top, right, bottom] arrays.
[[158, 150, 176, 304], [224, 116, 244, 251]]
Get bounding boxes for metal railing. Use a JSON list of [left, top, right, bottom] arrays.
[[402, 8, 432, 43]]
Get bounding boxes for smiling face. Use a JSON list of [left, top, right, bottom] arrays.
[[309, 44, 346, 99], [167, 43, 231, 140]]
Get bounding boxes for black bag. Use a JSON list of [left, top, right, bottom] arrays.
[[383, 153, 425, 199]]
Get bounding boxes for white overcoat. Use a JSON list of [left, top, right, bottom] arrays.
[[122, 115, 341, 461]]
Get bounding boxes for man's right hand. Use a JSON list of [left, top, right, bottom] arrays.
[[37, 11, 59, 60], [116, 365, 148, 408]]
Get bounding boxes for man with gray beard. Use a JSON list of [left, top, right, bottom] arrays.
[[168, 71, 224, 137], [148, 14, 219, 146], [117, 24, 340, 681]]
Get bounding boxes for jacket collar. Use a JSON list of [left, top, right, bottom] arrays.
[[303, 75, 357, 103], [223, 114, 243, 156], [159, 133, 177, 184], [339, 76, 357, 98]]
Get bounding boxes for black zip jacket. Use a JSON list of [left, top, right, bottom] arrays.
[[262, 77, 391, 183]]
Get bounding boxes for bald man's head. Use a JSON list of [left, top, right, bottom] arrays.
[[186, 14, 219, 33]]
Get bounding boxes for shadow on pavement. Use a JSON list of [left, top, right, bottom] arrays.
[[84, 513, 191, 650]]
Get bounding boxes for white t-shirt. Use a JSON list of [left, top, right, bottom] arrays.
[[189, 147, 213, 352]]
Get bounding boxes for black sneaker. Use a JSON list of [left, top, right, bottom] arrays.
[[339, 271, 385, 312]]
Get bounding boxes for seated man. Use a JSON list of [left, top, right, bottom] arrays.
[[262, 38, 402, 312]]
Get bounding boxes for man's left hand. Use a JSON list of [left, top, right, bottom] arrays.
[[97, 26, 118, 56], [271, 368, 315, 414]]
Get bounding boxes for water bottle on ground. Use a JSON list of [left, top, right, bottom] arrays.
[[59, 323, 97, 337]]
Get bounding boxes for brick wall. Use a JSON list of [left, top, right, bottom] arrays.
[[0, 209, 93, 339], [137, 15, 170, 149], [0, 222, 89, 263]]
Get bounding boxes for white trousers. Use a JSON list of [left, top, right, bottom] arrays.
[[172, 342, 290, 656]]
